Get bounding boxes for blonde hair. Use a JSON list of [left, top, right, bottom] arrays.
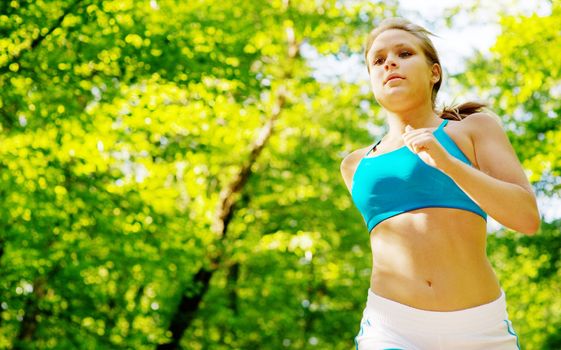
[[364, 17, 488, 120]]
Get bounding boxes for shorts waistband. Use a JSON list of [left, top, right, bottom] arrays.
[[363, 288, 509, 334]]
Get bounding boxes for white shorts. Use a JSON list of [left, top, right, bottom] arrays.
[[354, 288, 520, 350]]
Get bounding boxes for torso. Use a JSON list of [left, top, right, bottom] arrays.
[[342, 119, 501, 311]]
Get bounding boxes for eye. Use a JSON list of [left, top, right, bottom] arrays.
[[373, 57, 384, 65], [400, 51, 412, 57]]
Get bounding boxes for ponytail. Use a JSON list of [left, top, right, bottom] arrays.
[[438, 101, 489, 121]]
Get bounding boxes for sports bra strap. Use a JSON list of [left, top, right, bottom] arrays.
[[438, 119, 449, 129], [365, 139, 382, 157], [366, 119, 447, 157]]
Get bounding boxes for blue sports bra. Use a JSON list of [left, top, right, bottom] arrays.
[[351, 119, 487, 233]]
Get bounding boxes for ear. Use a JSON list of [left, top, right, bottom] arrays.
[[430, 63, 441, 84]]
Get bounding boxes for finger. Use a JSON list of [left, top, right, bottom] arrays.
[[410, 141, 426, 153], [406, 136, 434, 153], [413, 143, 430, 153], [402, 130, 432, 144]]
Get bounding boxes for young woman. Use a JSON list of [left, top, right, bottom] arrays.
[[340, 17, 540, 350]]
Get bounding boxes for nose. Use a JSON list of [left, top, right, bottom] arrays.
[[384, 54, 398, 70], [385, 60, 397, 70]]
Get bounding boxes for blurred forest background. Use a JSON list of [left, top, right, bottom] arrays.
[[0, 0, 560, 349]]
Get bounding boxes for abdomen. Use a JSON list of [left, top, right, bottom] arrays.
[[368, 207, 501, 311]]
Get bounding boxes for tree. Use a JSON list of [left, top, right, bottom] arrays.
[[0, 0, 395, 348]]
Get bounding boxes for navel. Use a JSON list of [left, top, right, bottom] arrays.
[[426, 280, 433, 287]]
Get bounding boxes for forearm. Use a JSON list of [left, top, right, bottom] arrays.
[[440, 157, 540, 234]]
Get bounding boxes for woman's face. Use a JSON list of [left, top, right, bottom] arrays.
[[366, 29, 440, 111]]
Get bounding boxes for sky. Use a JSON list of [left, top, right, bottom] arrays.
[[302, 0, 559, 227], [304, 0, 552, 83], [398, 0, 551, 72]]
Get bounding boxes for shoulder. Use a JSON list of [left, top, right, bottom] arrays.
[[340, 146, 370, 192], [460, 111, 521, 173], [460, 111, 536, 196], [341, 145, 371, 171], [341, 148, 364, 168], [461, 112, 505, 140], [437, 112, 504, 168]]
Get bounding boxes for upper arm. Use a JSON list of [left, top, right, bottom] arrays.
[[466, 113, 535, 195]]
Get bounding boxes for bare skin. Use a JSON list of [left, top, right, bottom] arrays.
[[341, 28, 539, 312], [342, 121, 501, 311]]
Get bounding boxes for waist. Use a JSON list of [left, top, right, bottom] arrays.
[[370, 267, 501, 312], [369, 210, 500, 310]]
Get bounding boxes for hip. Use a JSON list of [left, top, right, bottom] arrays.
[[354, 288, 520, 350]]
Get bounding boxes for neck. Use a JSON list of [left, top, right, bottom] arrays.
[[385, 104, 441, 137]]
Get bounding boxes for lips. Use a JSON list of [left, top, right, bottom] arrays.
[[384, 74, 405, 84]]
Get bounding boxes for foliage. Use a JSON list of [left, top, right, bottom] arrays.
[[0, 0, 559, 349], [488, 221, 561, 349], [458, 1, 561, 194]]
